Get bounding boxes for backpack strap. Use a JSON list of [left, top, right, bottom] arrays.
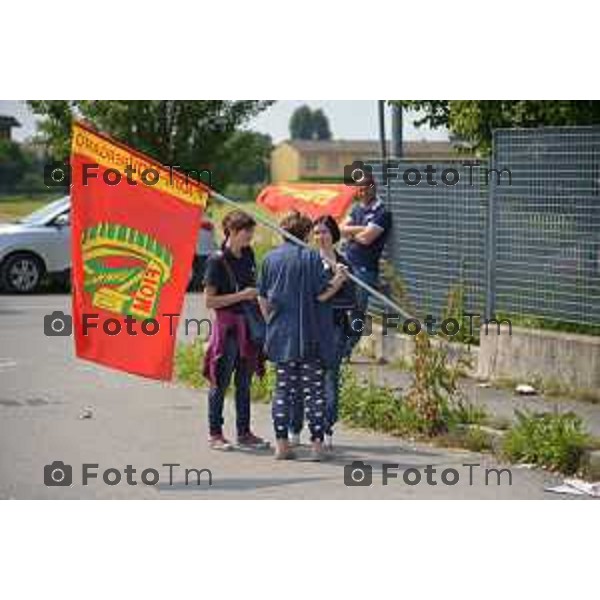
[[216, 250, 239, 292]]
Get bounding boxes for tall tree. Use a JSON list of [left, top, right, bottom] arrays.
[[27, 100, 274, 188], [289, 105, 332, 140], [312, 108, 332, 140], [289, 105, 315, 140], [391, 100, 600, 152], [212, 130, 272, 186], [0, 140, 28, 193]]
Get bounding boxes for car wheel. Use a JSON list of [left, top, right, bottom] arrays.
[[0, 252, 45, 293]]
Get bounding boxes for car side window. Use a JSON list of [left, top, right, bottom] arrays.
[[53, 211, 70, 227]]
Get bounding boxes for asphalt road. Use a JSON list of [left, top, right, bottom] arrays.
[[0, 293, 575, 499]]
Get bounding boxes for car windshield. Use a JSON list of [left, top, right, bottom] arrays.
[[18, 197, 69, 225]]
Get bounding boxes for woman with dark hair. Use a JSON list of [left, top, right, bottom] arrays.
[[202, 210, 268, 451], [310, 215, 355, 450], [258, 211, 348, 460]]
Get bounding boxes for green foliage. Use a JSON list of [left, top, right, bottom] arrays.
[[339, 367, 425, 434], [174, 338, 206, 389], [289, 105, 332, 140], [250, 363, 276, 404], [447, 398, 486, 427], [404, 331, 472, 435], [212, 130, 272, 187], [312, 109, 332, 140], [0, 140, 28, 193], [391, 100, 600, 153], [289, 105, 314, 140], [338, 361, 484, 438], [0, 196, 56, 220], [222, 183, 264, 204], [27, 100, 274, 188], [463, 427, 494, 453], [498, 312, 600, 338], [502, 410, 590, 474], [442, 280, 478, 345]]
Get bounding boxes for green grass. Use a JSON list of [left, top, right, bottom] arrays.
[[502, 409, 590, 474], [0, 194, 61, 221], [174, 338, 206, 389]]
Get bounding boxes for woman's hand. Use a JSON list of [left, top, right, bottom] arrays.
[[238, 287, 258, 302], [331, 264, 349, 287]]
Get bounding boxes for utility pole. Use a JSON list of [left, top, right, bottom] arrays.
[[391, 103, 403, 158]]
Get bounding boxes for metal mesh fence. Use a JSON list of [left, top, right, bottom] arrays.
[[359, 126, 600, 332], [491, 127, 600, 328], [366, 159, 489, 322]]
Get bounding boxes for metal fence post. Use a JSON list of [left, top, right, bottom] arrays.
[[484, 131, 498, 321]]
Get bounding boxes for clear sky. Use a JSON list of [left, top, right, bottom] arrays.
[[0, 100, 448, 143]]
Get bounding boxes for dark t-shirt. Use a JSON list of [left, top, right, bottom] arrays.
[[204, 247, 257, 312], [345, 197, 392, 272]]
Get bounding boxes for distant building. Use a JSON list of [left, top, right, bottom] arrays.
[[0, 115, 20, 141], [270, 139, 462, 183]]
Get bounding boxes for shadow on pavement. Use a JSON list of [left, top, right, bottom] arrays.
[[159, 475, 329, 493], [335, 442, 442, 459]]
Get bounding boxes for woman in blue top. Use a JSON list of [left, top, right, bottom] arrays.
[[258, 211, 347, 461], [312, 215, 356, 450]]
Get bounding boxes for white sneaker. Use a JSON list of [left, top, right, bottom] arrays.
[[289, 433, 301, 447], [324, 434, 334, 451]]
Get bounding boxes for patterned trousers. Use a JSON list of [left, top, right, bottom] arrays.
[[272, 359, 326, 442]]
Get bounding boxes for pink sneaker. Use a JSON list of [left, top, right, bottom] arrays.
[[237, 432, 270, 450], [208, 434, 233, 451]]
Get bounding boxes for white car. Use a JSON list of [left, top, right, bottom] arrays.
[[0, 196, 216, 293]]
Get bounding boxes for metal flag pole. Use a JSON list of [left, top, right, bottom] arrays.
[[208, 188, 414, 321]]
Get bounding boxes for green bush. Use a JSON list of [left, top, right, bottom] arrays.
[[463, 427, 494, 453], [404, 331, 475, 435], [175, 338, 206, 389], [337, 326, 485, 438], [502, 410, 590, 474], [339, 367, 426, 434], [250, 363, 276, 404], [445, 398, 487, 428]]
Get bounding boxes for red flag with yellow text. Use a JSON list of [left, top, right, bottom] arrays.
[[70, 121, 209, 380], [256, 183, 356, 220]]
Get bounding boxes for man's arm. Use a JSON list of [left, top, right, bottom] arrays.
[[352, 208, 390, 245], [340, 206, 365, 239], [353, 223, 385, 245]]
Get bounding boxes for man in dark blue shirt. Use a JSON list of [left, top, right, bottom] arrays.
[[341, 182, 392, 351]]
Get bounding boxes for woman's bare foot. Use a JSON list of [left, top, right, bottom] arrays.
[[309, 440, 326, 462], [274, 439, 296, 460]]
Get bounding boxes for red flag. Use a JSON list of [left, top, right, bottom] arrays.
[[256, 183, 356, 219], [70, 121, 209, 380]]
